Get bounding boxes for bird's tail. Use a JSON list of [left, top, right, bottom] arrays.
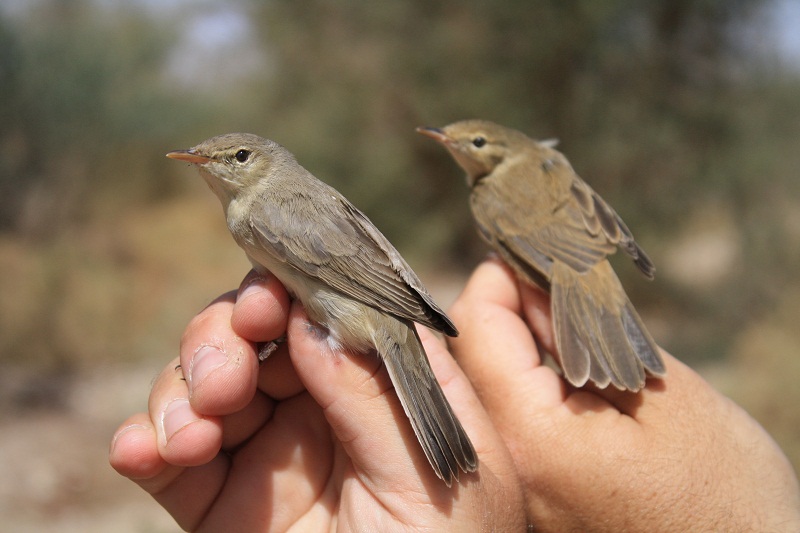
[[551, 260, 665, 391], [373, 320, 478, 486]]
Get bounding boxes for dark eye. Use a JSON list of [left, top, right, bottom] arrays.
[[472, 137, 486, 148], [234, 149, 251, 163]]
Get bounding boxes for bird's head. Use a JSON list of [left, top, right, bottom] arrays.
[[417, 120, 532, 187], [167, 133, 293, 207]]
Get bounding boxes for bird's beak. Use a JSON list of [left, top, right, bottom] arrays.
[[166, 149, 212, 165], [416, 126, 453, 145]]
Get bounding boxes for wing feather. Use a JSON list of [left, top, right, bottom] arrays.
[[474, 160, 654, 280], [248, 184, 457, 336]]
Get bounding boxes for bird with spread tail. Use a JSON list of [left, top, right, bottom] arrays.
[[418, 120, 665, 392], [166, 133, 477, 486]]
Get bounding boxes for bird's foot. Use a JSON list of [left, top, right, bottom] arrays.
[[257, 336, 286, 363]]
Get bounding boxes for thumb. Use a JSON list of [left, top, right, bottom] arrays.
[[448, 260, 565, 421]]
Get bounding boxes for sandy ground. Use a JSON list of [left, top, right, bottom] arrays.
[[0, 364, 179, 533]]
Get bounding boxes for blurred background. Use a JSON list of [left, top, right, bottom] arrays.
[[1, 0, 798, 530]]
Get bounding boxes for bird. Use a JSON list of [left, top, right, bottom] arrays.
[[166, 133, 477, 486], [417, 120, 665, 392]]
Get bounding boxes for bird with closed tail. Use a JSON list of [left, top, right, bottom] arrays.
[[167, 133, 477, 486], [418, 120, 665, 392]]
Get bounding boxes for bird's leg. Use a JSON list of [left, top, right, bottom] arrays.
[[257, 336, 286, 363]]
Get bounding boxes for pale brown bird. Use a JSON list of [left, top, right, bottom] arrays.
[[418, 120, 665, 392], [166, 133, 477, 486]]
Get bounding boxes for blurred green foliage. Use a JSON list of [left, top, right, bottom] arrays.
[[235, 1, 800, 365], [2, 3, 177, 234], [0, 0, 798, 453]]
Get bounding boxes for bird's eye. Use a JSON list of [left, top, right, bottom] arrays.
[[234, 149, 251, 163], [472, 137, 487, 148]]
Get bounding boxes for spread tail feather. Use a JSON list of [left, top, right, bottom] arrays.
[[552, 261, 665, 392]]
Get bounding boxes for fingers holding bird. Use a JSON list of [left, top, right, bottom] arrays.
[[168, 133, 479, 484], [283, 301, 461, 491], [447, 259, 566, 417]]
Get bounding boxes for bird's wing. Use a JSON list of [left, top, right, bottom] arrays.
[[474, 163, 653, 278], [248, 186, 457, 336], [568, 179, 655, 278]]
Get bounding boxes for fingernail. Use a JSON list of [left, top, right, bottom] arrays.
[[110, 423, 148, 455], [161, 398, 198, 444], [189, 345, 227, 392], [238, 275, 267, 302]]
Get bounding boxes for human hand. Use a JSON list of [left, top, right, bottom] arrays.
[[447, 259, 800, 532], [109, 270, 524, 532]]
